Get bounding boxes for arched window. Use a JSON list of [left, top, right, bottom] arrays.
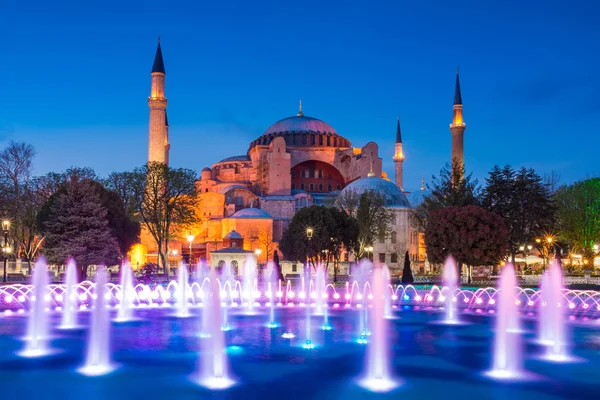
[[391, 231, 397, 244], [217, 260, 226, 274], [300, 183, 305, 190], [328, 173, 332, 180], [318, 169, 323, 179], [291, 183, 296, 190], [318, 184, 323, 192], [309, 183, 314, 191], [231, 260, 239, 276], [310, 135, 315, 145], [232, 241, 237, 248], [336, 184, 341, 190], [302, 135, 307, 145], [319, 135, 323, 145], [327, 136, 331, 146], [291, 170, 296, 179], [327, 184, 332, 191]]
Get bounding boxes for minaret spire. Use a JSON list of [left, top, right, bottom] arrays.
[[297, 100, 304, 116], [450, 68, 466, 179], [396, 116, 402, 143], [393, 116, 405, 190], [148, 40, 169, 164], [421, 176, 425, 191]]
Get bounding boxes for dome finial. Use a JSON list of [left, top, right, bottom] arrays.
[[297, 100, 304, 116], [367, 160, 376, 177]]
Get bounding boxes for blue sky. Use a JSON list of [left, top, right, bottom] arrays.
[[0, 0, 599, 190]]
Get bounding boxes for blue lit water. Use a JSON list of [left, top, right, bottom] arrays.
[[1, 307, 599, 399]]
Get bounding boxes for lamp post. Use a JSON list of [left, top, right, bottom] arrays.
[[3, 220, 11, 283], [365, 245, 374, 262], [306, 227, 313, 273], [255, 248, 262, 264], [187, 234, 194, 266]]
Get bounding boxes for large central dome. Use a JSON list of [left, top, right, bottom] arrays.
[[263, 115, 338, 136], [249, 105, 351, 149]]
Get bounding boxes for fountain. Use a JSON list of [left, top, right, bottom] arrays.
[[79, 268, 114, 376], [539, 259, 569, 361], [303, 267, 314, 349], [243, 257, 256, 314], [175, 263, 190, 318], [19, 259, 51, 357], [487, 263, 523, 379], [60, 259, 79, 329], [382, 265, 392, 318], [442, 256, 459, 324], [358, 265, 398, 392], [116, 262, 135, 321], [193, 270, 234, 389]]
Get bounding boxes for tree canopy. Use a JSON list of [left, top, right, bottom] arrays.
[[279, 205, 359, 270], [482, 165, 555, 261], [39, 177, 120, 279], [554, 178, 600, 262], [129, 162, 199, 276], [336, 190, 392, 258], [412, 161, 480, 231], [425, 205, 509, 267]]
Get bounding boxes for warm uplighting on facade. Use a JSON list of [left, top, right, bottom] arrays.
[[128, 244, 147, 269]]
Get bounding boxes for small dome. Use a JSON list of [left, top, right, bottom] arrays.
[[224, 230, 243, 239], [406, 190, 431, 208], [340, 176, 410, 208], [202, 167, 211, 172], [230, 207, 272, 219]]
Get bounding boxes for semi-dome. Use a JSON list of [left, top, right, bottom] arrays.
[[249, 105, 351, 149], [406, 190, 431, 208], [340, 176, 410, 208], [230, 207, 272, 219]]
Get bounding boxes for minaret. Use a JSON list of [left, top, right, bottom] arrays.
[[450, 68, 465, 177], [148, 38, 169, 165], [393, 117, 405, 190]]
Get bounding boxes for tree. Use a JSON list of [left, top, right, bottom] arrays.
[[129, 162, 199, 277], [554, 178, 600, 264], [412, 161, 481, 231], [401, 251, 414, 284], [104, 171, 138, 219], [39, 177, 120, 280], [279, 205, 359, 271], [482, 165, 556, 263], [88, 181, 140, 259], [425, 205, 509, 272], [0, 141, 36, 263], [336, 190, 392, 259]]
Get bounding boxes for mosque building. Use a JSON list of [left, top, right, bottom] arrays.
[[135, 41, 466, 276]]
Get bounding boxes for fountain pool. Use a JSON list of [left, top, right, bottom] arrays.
[[1, 306, 599, 399]]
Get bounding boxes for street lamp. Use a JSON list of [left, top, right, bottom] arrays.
[[2, 220, 11, 283], [187, 234, 194, 265], [305, 228, 313, 272], [365, 246, 374, 262]]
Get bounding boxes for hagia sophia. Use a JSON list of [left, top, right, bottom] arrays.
[[133, 41, 467, 276]]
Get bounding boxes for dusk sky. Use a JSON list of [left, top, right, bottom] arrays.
[[1, 0, 599, 190]]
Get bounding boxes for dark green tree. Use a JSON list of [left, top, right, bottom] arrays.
[[103, 171, 138, 219], [39, 177, 120, 280], [482, 165, 555, 263], [279, 205, 359, 271], [412, 160, 481, 231], [554, 178, 600, 264], [401, 251, 414, 284]]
